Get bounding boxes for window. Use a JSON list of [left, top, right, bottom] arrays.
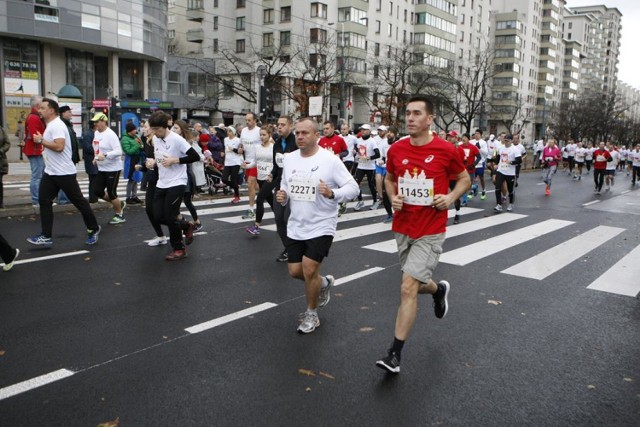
[[374, 42, 380, 56], [143, 20, 152, 44], [281, 6, 291, 22], [310, 28, 327, 44], [213, 39, 218, 53], [236, 39, 245, 53], [389, 2, 393, 16], [280, 31, 291, 46], [373, 65, 379, 78], [387, 24, 392, 37], [310, 53, 325, 68], [376, 0, 381, 11], [264, 9, 274, 24], [375, 20, 381, 34], [236, 17, 245, 30], [168, 29, 175, 38], [263, 32, 273, 48], [237, 0, 245, 8], [168, 71, 181, 95], [213, 16, 218, 30], [119, 13, 132, 36], [148, 62, 163, 93], [81, 4, 100, 30], [311, 3, 327, 19], [214, 0, 218, 7], [460, 31, 464, 42], [188, 0, 203, 9]]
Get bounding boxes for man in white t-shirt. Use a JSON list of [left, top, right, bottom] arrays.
[[340, 123, 358, 175], [469, 129, 489, 199], [353, 124, 380, 210], [27, 98, 101, 247], [605, 141, 620, 191], [494, 135, 522, 212], [276, 117, 359, 334], [372, 125, 390, 211], [240, 112, 261, 219], [91, 112, 126, 224]]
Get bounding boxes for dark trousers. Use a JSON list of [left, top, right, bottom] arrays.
[[255, 179, 274, 223], [355, 169, 377, 202], [183, 190, 198, 221], [594, 169, 606, 191], [0, 233, 17, 264], [39, 173, 99, 237], [0, 174, 4, 207], [145, 180, 164, 237], [495, 173, 515, 204], [153, 185, 188, 250], [273, 188, 290, 248], [632, 166, 640, 184], [222, 165, 240, 197], [87, 173, 98, 203]]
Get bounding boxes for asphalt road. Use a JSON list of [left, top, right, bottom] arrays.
[[0, 169, 639, 426]]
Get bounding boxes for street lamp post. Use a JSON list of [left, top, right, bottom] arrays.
[[339, 22, 345, 126]]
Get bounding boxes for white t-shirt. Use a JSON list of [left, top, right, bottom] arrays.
[[154, 130, 192, 189], [473, 139, 488, 165], [282, 148, 359, 240], [514, 143, 527, 158], [255, 142, 274, 181], [606, 149, 619, 170], [93, 127, 123, 172], [373, 135, 389, 164], [497, 144, 521, 176], [355, 137, 378, 170], [585, 147, 594, 160], [341, 133, 358, 162], [224, 137, 243, 166], [575, 147, 587, 162], [487, 139, 502, 159], [43, 117, 76, 176], [630, 150, 640, 167], [240, 126, 261, 168], [566, 143, 577, 157]]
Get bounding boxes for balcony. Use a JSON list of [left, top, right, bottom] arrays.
[[186, 8, 205, 22], [186, 28, 204, 43]]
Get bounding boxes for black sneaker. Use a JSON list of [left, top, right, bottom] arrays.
[[433, 280, 450, 319], [376, 350, 400, 374], [276, 250, 288, 262], [453, 214, 460, 224]]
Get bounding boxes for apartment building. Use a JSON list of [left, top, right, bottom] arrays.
[[0, 0, 167, 134]]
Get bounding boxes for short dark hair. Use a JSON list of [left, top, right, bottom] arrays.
[[148, 111, 171, 128], [278, 115, 293, 124], [246, 112, 258, 121], [323, 120, 335, 128], [407, 95, 434, 115], [42, 97, 59, 114]]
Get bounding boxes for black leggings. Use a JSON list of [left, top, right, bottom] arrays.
[[494, 173, 515, 204], [632, 166, 640, 183], [153, 185, 189, 250], [355, 169, 377, 202], [255, 179, 274, 223], [222, 165, 240, 197], [145, 180, 164, 237], [183, 190, 198, 222], [449, 180, 461, 211], [594, 169, 606, 192]]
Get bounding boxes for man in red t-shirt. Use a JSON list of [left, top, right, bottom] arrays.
[[592, 141, 612, 195], [318, 120, 348, 157], [448, 133, 480, 224], [375, 95, 470, 374], [23, 96, 46, 209]]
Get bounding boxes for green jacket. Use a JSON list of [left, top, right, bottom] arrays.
[[121, 133, 142, 156]]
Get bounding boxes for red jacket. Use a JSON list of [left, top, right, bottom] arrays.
[[22, 107, 45, 157]]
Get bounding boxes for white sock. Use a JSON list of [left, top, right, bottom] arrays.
[[321, 276, 328, 288]]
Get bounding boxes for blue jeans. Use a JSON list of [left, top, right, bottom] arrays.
[[28, 155, 45, 205]]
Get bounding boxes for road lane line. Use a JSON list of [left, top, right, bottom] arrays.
[[439, 219, 574, 266], [583, 200, 600, 207], [363, 213, 527, 253], [334, 267, 385, 286], [185, 302, 278, 334], [587, 244, 640, 297], [0, 369, 75, 401], [0, 250, 90, 268], [501, 226, 625, 280]]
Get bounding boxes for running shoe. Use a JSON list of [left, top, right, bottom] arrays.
[[370, 200, 380, 210], [480, 191, 486, 200], [453, 214, 460, 224], [231, 197, 240, 204], [148, 236, 168, 246], [354, 200, 365, 211], [383, 215, 394, 224], [376, 350, 401, 374], [433, 280, 450, 319], [184, 222, 195, 245], [241, 209, 255, 219], [467, 192, 474, 200], [245, 225, 261, 235], [194, 222, 203, 232], [494, 204, 503, 212], [318, 275, 334, 307], [297, 311, 320, 334], [545, 187, 551, 196], [276, 250, 288, 262], [27, 234, 53, 246], [338, 203, 347, 217], [165, 249, 187, 261], [109, 214, 126, 225], [506, 204, 513, 212], [85, 226, 101, 245], [3, 248, 20, 272]]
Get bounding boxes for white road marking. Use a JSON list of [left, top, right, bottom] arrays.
[[184, 302, 278, 334], [0, 250, 90, 268], [587, 244, 640, 297], [439, 219, 574, 266], [501, 226, 625, 280], [583, 200, 601, 207], [334, 267, 385, 286], [0, 369, 75, 401]]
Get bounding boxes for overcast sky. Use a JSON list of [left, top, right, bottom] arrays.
[[566, 0, 640, 89]]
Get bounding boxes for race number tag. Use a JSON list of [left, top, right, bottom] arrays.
[[257, 161, 271, 176], [288, 176, 316, 202], [275, 152, 286, 168], [398, 177, 434, 206]]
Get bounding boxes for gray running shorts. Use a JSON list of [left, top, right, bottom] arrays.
[[395, 232, 445, 284]]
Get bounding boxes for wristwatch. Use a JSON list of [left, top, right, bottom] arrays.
[[329, 190, 335, 199]]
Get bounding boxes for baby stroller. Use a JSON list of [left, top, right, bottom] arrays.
[[204, 161, 229, 195]]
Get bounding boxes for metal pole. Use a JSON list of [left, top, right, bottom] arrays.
[[542, 97, 547, 139], [339, 22, 345, 125]]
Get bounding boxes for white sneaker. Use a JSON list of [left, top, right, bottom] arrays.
[[370, 200, 381, 210], [354, 200, 365, 211], [494, 204, 503, 212], [506, 204, 513, 212], [148, 236, 168, 246]]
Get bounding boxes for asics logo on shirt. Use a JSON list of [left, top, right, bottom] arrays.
[[311, 166, 319, 171], [402, 159, 409, 165], [425, 155, 434, 163]]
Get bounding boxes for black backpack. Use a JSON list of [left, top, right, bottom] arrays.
[[63, 120, 80, 164]]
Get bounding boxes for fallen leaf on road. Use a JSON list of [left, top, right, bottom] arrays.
[[114, 282, 121, 286], [84, 257, 91, 261], [163, 336, 168, 339], [623, 377, 633, 382], [319, 372, 335, 380], [0, 350, 6, 356], [360, 306, 370, 310], [334, 292, 343, 298], [488, 300, 502, 305], [587, 385, 596, 390], [298, 368, 316, 377], [305, 387, 312, 392], [359, 327, 374, 332], [244, 301, 252, 304], [97, 417, 119, 427], [464, 362, 474, 368]]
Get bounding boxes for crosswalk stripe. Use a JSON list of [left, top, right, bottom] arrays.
[[363, 212, 526, 253], [587, 244, 640, 297], [501, 226, 625, 280], [438, 219, 574, 266]]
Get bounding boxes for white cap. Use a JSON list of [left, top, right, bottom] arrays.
[[360, 124, 371, 130], [489, 134, 495, 140], [377, 125, 388, 131]]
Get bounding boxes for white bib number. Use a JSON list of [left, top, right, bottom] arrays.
[[289, 176, 316, 202], [275, 152, 285, 168], [398, 177, 434, 206], [257, 161, 271, 176]]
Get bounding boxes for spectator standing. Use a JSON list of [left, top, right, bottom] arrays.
[[0, 122, 9, 208], [121, 122, 144, 204], [22, 95, 45, 211], [15, 120, 25, 160]]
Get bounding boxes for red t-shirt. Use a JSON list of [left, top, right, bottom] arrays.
[[387, 136, 466, 238], [457, 142, 480, 174], [592, 148, 612, 170], [319, 134, 348, 156], [22, 108, 45, 157]]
